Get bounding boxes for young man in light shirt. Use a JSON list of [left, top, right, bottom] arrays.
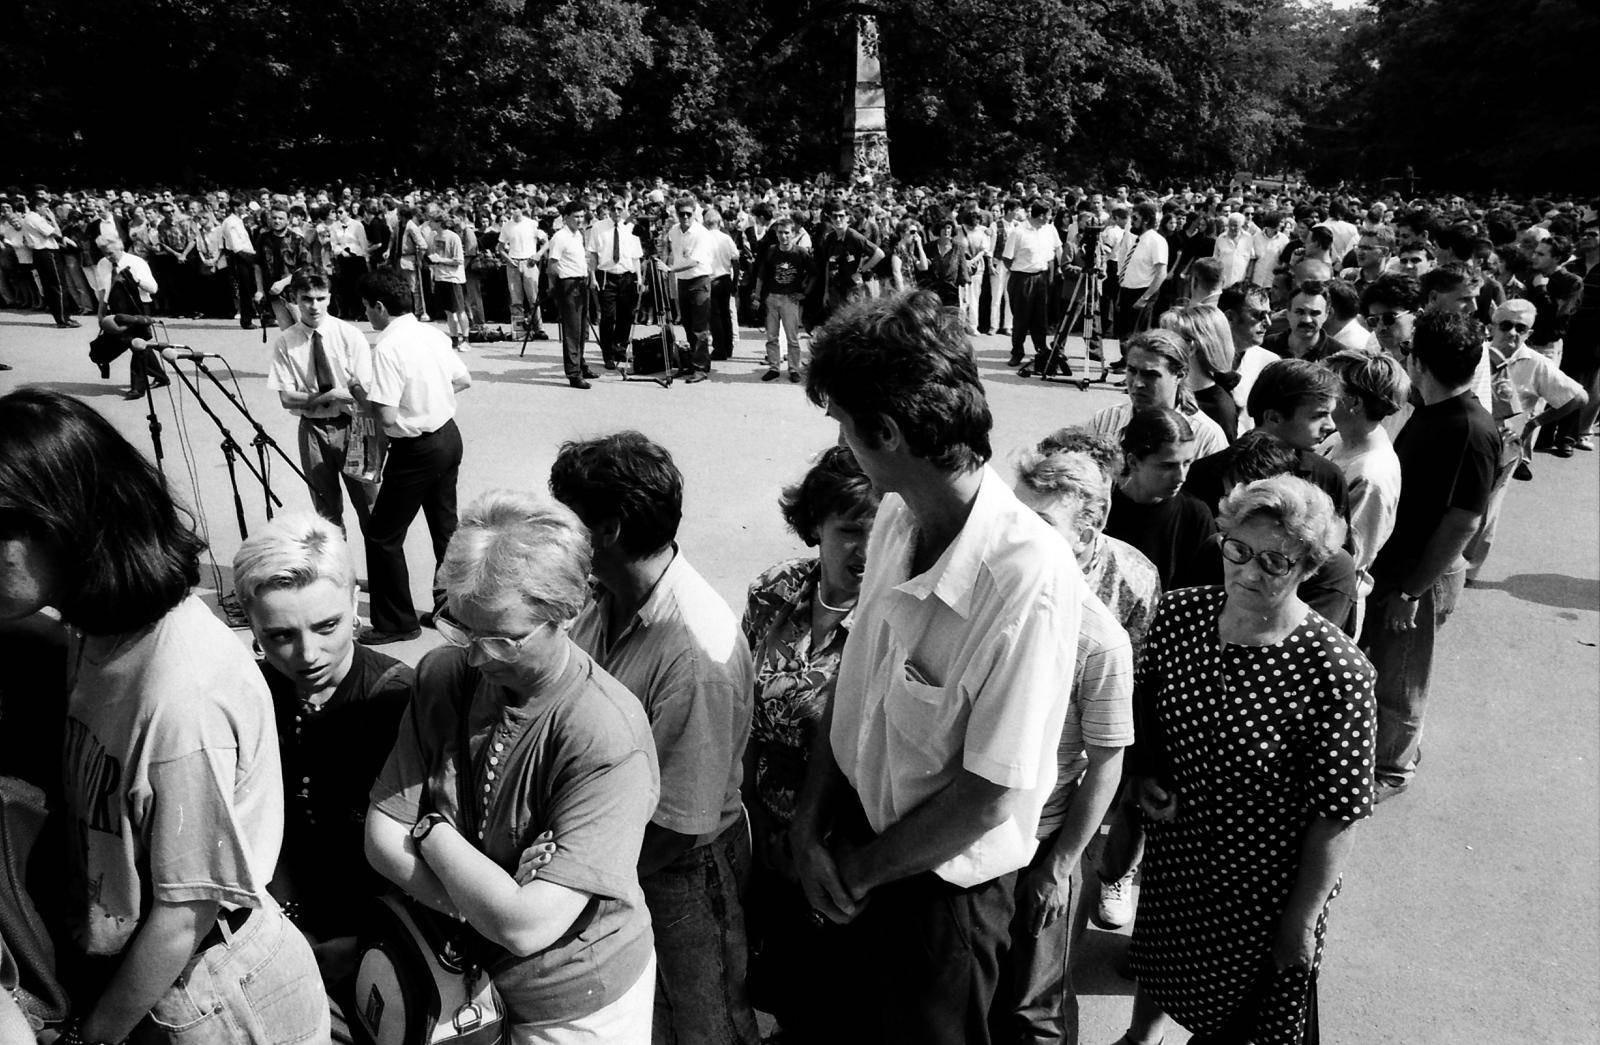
[[1003, 198, 1063, 369], [94, 234, 164, 399], [496, 199, 550, 339], [546, 201, 596, 389], [425, 208, 469, 351], [586, 194, 642, 369]]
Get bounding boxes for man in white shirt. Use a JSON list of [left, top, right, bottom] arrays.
[[23, 198, 73, 328], [1212, 211, 1257, 288], [94, 235, 165, 398], [328, 205, 370, 319], [1004, 199, 1063, 369], [667, 197, 716, 381], [1098, 205, 1130, 337], [221, 200, 259, 328], [960, 211, 993, 333], [497, 199, 549, 338], [356, 268, 471, 644], [790, 292, 1084, 1044], [702, 208, 741, 362], [425, 208, 469, 350], [1245, 211, 1289, 294], [1115, 203, 1168, 347], [585, 195, 643, 370], [546, 201, 596, 389], [267, 271, 377, 537]]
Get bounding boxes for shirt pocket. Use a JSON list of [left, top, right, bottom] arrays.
[[880, 648, 968, 789]]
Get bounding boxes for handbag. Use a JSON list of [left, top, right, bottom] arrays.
[[351, 685, 504, 1045], [342, 408, 387, 485]]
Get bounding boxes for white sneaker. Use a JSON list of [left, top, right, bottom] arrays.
[[1095, 871, 1136, 929]]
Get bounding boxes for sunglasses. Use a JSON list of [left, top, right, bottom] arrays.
[[1219, 535, 1299, 578], [1497, 321, 1530, 334], [675, 211, 694, 218], [1367, 311, 1405, 327]]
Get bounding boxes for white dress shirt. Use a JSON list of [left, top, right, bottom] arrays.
[[221, 213, 254, 254], [266, 316, 375, 419], [94, 254, 158, 304], [706, 228, 739, 279], [585, 219, 643, 275], [546, 226, 590, 279], [1002, 222, 1062, 274], [668, 222, 714, 280], [1119, 230, 1169, 291], [367, 314, 471, 438]]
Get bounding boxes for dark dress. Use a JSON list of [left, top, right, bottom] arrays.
[[1128, 586, 1375, 1043]]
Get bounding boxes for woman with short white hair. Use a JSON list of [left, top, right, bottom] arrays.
[[1119, 474, 1373, 1045], [366, 489, 660, 1042]]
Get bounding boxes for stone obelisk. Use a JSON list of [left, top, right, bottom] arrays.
[[840, 15, 890, 180]]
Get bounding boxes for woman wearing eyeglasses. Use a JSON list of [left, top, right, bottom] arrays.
[[366, 489, 661, 1041], [1116, 474, 1375, 1045]]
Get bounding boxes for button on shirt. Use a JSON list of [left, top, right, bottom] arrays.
[[1002, 222, 1062, 274], [367, 313, 470, 438], [585, 219, 642, 275], [830, 468, 1085, 888], [267, 316, 376, 419], [546, 226, 589, 279]]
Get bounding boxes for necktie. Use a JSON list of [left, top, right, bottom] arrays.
[[311, 331, 335, 395], [613, 220, 621, 267]]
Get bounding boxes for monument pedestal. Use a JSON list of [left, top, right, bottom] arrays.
[[840, 15, 890, 181]]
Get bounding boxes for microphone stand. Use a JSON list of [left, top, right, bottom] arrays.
[[183, 356, 307, 523], [161, 359, 278, 539], [142, 376, 166, 476]]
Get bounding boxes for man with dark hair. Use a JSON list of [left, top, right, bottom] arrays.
[[814, 198, 884, 326], [1361, 272, 1422, 362], [1263, 282, 1334, 360], [791, 291, 1085, 1044], [1002, 198, 1062, 368], [1220, 283, 1280, 435], [1394, 241, 1435, 279], [1421, 263, 1482, 317], [667, 197, 716, 382], [1324, 278, 1377, 353], [1184, 358, 1351, 518], [547, 200, 596, 388], [1115, 201, 1168, 347], [553, 432, 759, 1045], [22, 197, 74, 328], [356, 268, 471, 645], [1186, 256, 1224, 307], [586, 193, 641, 370], [267, 270, 377, 538], [1342, 225, 1394, 295], [254, 204, 308, 331], [1363, 309, 1499, 802]]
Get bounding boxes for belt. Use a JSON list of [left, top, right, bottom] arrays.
[[596, 270, 635, 285], [197, 906, 252, 953]]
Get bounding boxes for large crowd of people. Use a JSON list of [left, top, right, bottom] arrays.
[[0, 172, 1595, 1045]]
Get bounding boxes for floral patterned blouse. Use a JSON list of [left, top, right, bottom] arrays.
[[740, 557, 854, 827]]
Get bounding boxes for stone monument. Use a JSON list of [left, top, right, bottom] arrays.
[[840, 15, 891, 180]]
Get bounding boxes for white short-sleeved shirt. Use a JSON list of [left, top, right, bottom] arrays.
[[1232, 344, 1282, 435], [1002, 223, 1062, 274], [1084, 399, 1230, 459], [668, 222, 714, 280], [267, 316, 375, 419], [94, 255, 158, 304], [1494, 343, 1585, 416], [830, 468, 1085, 888], [1212, 232, 1257, 287], [497, 217, 543, 260], [546, 226, 589, 279], [1120, 230, 1169, 290], [585, 219, 643, 275], [1320, 429, 1402, 584], [1249, 231, 1289, 288], [367, 313, 469, 438]]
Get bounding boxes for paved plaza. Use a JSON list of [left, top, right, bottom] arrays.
[[1, 311, 1595, 1044]]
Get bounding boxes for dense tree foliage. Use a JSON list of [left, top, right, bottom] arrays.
[[0, 0, 1589, 191]]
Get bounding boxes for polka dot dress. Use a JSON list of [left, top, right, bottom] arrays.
[[1128, 586, 1376, 1043]]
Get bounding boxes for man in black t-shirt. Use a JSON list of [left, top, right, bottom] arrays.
[[753, 219, 813, 381], [1361, 310, 1500, 803], [813, 201, 883, 323]]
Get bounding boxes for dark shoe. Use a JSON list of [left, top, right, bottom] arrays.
[[762, 368, 781, 382], [789, 371, 800, 383], [685, 371, 708, 384], [1017, 365, 1034, 378], [1573, 437, 1594, 452], [581, 366, 599, 379], [1109, 359, 1127, 374], [1513, 460, 1534, 481], [1373, 778, 1410, 805], [0, 362, 11, 371], [420, 611, 437, 629], [603, 359, 618, 370], [1007, 353, 1024, 367], [97, 361, 111, 379], [122, 389, 144, 400], [568, 376, 591, 390], [1551, 441, 1574, 458], [358, 626, 421, 646], [531, 329, 549, 340], [151, 378, 170, 389], [997, 326, 1011, 335], [64, 318, 82, 328]]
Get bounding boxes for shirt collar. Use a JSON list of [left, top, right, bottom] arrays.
[[376, 312, 417, 344], [893, 466, 1004, 619]]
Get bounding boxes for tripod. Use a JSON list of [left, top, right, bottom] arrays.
[[1019, 266, 1112, 389]]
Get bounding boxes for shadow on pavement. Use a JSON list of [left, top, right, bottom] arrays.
[[1472, 573, 1600, 612], [36, 380, 131, 399]]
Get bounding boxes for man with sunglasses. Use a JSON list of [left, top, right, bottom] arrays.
[[814, 199, 883, 325], [667, 197, 718, 381], [1464, 299, 1586, 573], [1220, 283, 1280, 436], [1361, 273, 1420, 364]]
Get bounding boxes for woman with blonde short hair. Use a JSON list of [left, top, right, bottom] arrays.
[[1161, 304, 1242, 442]]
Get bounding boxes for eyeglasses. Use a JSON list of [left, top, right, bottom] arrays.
[[675, 211, 694, 218], [1367, 311, 1405, 327], [434, 610, 555, 661], [1497, 321, 1530, 334], [1218, 535, 1300, 578]]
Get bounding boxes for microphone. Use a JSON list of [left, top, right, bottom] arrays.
[[136, 340, 225, 361]]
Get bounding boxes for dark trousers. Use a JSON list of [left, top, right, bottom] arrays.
[[678, 275, 712, 372], [1001, 830, 1081, 1045], [596, 271, 638, 364], [34, 249, 67, 324], [128, 342, 166, 394], [710, 274, 735, 360], [554, 275, 589, 378], [1115, 284, 1152, 341], [298, 415, 376, 538], [364, 419, 462, 634], [227, 251, 258, 325], [860, 868, 1017, 1045], [1008, 270, 1050, 361], [334, 255, 369, 319]]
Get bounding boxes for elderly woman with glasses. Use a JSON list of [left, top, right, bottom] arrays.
[[1116, 474, 1375, 1045], [366, 489, 661, 1041]]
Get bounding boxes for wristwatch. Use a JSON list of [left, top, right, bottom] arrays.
[[1398, 590, 1421, 603], [411, 812, 450, 844]]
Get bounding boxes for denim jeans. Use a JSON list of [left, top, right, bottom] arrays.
[[133, 907, 329, 1045], [763, 294, 803, 372], [1362, 568, 1466, 784], [640, 819, 758, 1045]]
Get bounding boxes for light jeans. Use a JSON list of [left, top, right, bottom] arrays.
[[1362, 567, 1467, 784], [763, 293, 803, 372], [133, 907, 329, 1045], [510, 955, 655, 1045]]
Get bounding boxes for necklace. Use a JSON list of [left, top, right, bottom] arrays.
[[815, 589, 856, 615]]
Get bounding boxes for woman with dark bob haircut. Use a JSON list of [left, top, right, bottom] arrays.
[[740, 444, 879, 1042], [0, 388, 328, 1044]]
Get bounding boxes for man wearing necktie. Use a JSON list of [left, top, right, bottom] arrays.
[[586, 194, 641, 370], [267, 271, 378, 538]]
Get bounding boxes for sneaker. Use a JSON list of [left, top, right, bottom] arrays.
[[1094, 871, 1136, 929], [762, 368, 781, 382]]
